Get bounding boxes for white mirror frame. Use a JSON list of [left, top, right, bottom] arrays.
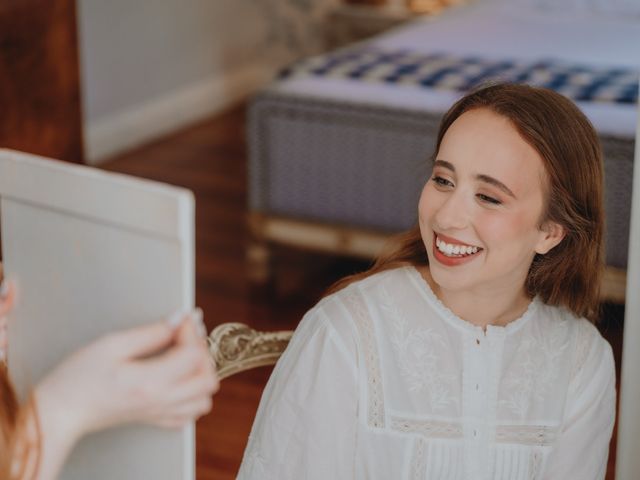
[[615, 87, 640, 479]]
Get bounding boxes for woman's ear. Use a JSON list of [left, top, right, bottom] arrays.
[[535, 221, 566, 255]]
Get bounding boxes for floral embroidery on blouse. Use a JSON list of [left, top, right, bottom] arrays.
[[499, 317, 570, 418], [382, 286, 459, 411]]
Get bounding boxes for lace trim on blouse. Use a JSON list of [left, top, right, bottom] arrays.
[[391, 416, 464, 439], [529, 450, 543, 480], [495, 424, 559, 446], [392, 416, 557, 447], [399, 418, 553, 479], [344, 289, 386, 428], [410, 438, 426, 480]]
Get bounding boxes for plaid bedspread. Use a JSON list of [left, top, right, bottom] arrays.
[[281, 47, 639, 105]]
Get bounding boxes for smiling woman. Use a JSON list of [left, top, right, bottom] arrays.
[[419, 108, 568, 328], [237, 83, 615, 480]]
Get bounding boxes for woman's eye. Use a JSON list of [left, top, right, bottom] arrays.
[[477, 193, 501, 205], [431, 176, 453, 188]]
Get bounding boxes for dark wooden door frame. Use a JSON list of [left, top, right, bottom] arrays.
[[0, 0, 84, 163]]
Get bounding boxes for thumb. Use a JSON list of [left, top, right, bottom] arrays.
[[105, 321, 175, 360], [175, 308, 206, 346]]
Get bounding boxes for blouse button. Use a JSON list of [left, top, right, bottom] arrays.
[[473, 429, 478, 437], [476, 338, 480, 345], [475, 383, 480, 391]]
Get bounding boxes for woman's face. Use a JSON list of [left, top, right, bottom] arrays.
[[418, 108, 564, 297]]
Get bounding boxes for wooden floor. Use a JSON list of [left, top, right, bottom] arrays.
[[102, 104, 625, 479]]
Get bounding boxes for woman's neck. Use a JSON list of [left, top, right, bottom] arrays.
[[418, 266, 532, 330]]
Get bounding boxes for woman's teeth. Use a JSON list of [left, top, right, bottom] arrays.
[[436, 236, 480, 257]]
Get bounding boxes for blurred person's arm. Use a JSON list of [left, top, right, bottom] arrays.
[[0, 279, 219, 480]]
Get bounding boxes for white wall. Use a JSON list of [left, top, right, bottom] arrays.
[[78, 0, 337, 164], [616, 85, 640, 480]]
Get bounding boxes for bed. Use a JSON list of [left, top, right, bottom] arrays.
[[247, 0, 639, 301]]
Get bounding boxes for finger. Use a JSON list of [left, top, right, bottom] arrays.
[[153, 367, 219, 406], [152, 418, 188, 429], [0, 322, 7, 353], [153, 416, 197, 429], [172, 396, 213, 418], [0, 281, 16, 357], [133, 343, 207, 384], [0, 280, 17, 317], [152, 397, 213, 426], [103, 321, 175, 360], [210, 367, 220, 395]]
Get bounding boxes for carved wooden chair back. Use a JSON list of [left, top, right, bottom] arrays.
[[207, 323, 293, 380]]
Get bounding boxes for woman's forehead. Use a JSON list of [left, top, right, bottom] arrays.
[[437, 109, 547, 194]]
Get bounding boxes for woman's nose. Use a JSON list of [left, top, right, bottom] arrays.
[[433, 191, 470, 231]]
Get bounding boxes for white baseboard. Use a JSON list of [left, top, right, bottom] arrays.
[[84, 62, 277, 165]]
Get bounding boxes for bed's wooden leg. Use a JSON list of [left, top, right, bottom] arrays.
[[247, 212, 274, 289], [246, 240, 273, 286]]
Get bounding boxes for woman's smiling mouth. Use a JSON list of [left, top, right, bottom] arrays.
[[432, 233, 483, 265]]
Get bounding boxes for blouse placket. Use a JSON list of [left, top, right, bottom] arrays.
[[461, 327, 505, 479]]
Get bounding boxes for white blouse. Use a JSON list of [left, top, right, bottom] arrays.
[[237, 266, 616, 480]]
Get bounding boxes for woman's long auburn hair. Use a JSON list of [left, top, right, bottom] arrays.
[[1, 366, 20, 478], [327, 83, 605, 322], [1, 366, 39, 480]]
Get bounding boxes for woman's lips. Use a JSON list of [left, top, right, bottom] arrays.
[[432, 232, 483, 267]]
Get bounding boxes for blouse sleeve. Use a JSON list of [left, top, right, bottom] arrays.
[[544, 325, 617, 480], [237, 302, 359, 480]]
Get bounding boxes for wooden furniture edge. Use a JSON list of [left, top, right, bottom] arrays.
[[248, 212, 627, 303]]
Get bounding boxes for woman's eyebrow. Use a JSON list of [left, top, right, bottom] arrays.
[[434, 159, 516, 199], [476, 174, 517, 199], [434, 159, 455, 171]]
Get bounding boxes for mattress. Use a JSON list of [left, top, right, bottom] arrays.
[[272, 0, 639, 137], [249, 0, 638, 269]]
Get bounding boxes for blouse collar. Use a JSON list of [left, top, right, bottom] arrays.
[[404, 265, 539, 336]]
